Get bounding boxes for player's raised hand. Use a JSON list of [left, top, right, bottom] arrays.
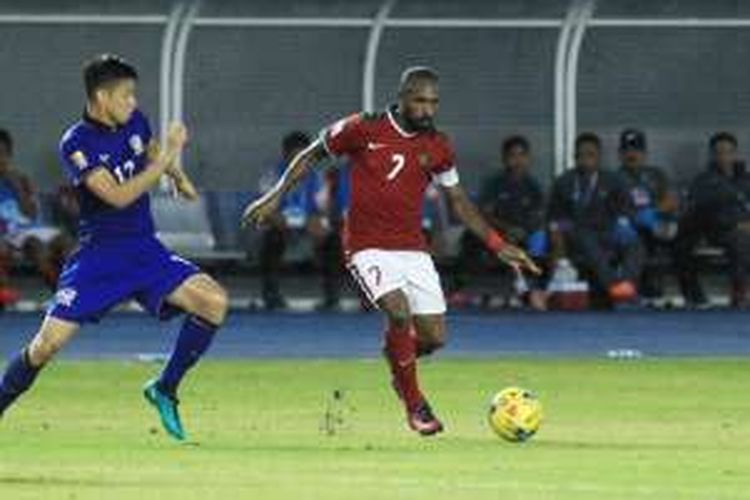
[[497, 243, 542, 276], [169, 168, 200, 201], [241, 191, 282, 228], [166, 122, 188, 152]]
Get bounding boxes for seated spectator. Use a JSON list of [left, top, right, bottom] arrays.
[[255, 131, 327, 310], [313, 163, 351, 311], [617, 129, 679, 301], [675, 132, 750, 308], [548, 132, 642, 306], [450, 135, 548, 309], [52, 184, 81, 240], [0, 128, 70, 304]]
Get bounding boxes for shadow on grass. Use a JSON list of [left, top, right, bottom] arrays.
[[536, 439, 750, 452], [0, 476, 144, 488]]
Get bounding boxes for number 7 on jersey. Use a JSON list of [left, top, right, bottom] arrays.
[[387, 153, 406, 181]]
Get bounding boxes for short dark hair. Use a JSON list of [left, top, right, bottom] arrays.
[[619, 128, 647, 152], [709, 131, 738, 152], [0, 128, 12, 154], [575, 132, 602, 154], [399, 66, 439, 95], [83, 54, 138, 99], [502, 135, 530, 158], [281, 130, 311, 157]]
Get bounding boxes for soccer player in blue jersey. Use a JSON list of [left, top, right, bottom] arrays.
[[0, 54, 228, 441]]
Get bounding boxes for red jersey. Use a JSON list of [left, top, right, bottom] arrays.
[[322, 108, 458, 253]]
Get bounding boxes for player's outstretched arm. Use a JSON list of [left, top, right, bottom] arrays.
[[241, 139, 328, 227], [442, 183, 541, 275], [85, 122, 187, 209]]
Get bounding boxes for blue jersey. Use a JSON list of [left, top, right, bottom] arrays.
[[50, 109, 200, 324], [59, 109, 154, 242]]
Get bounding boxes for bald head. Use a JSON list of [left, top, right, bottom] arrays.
[[397, 66, 440, 132], [399, 66, 439, 96]]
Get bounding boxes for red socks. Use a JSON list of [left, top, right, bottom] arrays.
[[384, 323, 423, 412]]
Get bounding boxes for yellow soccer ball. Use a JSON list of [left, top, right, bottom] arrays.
[[488, 387, 543, 442]]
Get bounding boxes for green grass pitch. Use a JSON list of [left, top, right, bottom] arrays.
[[1, 358, 749, 499]]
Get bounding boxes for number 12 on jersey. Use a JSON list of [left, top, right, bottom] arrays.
[[113, 160, 136, 184]]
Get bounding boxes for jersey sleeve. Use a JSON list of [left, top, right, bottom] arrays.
[[59, 128, 98, 186], [432, 134, 460, 187], [319, 113, 367, 157]]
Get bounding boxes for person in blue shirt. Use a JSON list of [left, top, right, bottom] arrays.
[[0, 128, 72, 298], [0, 54, 228, 441], [256, 131, 324, 309], [314, 162, 350, 310]]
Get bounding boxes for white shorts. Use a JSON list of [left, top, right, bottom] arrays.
[[347, 249, 446, 315]]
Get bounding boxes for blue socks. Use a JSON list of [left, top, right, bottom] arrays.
[[0, 350, 41, 416], [157, 315, 217, 397], [0, 316, 216, 416], [0, 315, 216, 417]]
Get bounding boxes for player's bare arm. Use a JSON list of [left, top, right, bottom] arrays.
[[147, 136, 199, 201], [241, 139, 328, 227], [442, 183, 540, 275], [85, 122, 187, 209]]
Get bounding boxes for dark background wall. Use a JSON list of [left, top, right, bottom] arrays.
[[2, 0, 750, 198]]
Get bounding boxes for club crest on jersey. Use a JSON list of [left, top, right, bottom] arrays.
[[418, 152, 432, 169], [55, 287, 78, 307], [129, 134, 145, 155], [70, 151, 88, 170]]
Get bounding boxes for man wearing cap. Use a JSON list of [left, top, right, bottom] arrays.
[[617, 129, 679, 301]]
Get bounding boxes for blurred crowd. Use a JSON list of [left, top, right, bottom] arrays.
[[2, 125, 750, 312], [0, 129, 76, 309], [254, 128, 750, 312]]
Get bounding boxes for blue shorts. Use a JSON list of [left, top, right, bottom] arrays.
[[49, 236, 200, 324]]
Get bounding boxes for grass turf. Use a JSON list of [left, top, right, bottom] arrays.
[[1, 358, 749, 499]]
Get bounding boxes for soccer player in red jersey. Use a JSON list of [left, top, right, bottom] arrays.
[[243, 67, 538, 435]]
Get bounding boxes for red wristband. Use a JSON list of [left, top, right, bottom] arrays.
[[485, 230, 506, 253]]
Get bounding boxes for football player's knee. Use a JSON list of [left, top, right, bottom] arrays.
[[212, 286, 229, 324], [196, 286, 229, 326], [379, 292, 412, 329]]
